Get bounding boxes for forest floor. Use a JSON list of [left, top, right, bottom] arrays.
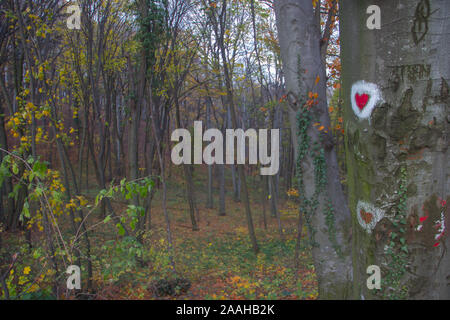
[[2, 165, 318, 300]]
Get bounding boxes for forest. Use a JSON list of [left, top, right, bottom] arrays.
[[0, 0, 449, 300]]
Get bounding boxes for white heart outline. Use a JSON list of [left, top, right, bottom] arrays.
[[356, 200, 384, 234], [351, 80, 382, 120]]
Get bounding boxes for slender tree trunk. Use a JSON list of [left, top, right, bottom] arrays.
[[261, 176, 268, 230], [270, 175, 283, 239], [228, 108, 240, 202], [215, 0, 258, 253], [174, 96, 198, 231], [0, 103, 14, 226], [150, 100, 175, 272], [218, 161, 226, 216], [206, 100, 214, 209]]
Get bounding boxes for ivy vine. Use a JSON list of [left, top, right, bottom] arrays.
[[294, 56, 341, 255], [382, 166, 409, 299]]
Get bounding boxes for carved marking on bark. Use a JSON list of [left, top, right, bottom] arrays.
[[387, 64, 431, 83], [412, 0, 430, 45]]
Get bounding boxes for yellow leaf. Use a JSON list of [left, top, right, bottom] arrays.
[[315, 75, 320, 85], [23, 266, 31, 275], [26, 102, 34, 109]]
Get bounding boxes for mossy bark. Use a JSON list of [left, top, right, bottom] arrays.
[[275, 0, 353, 299], [341, 0, 450, 299]]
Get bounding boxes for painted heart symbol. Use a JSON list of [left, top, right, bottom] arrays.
[[351, 81, 382, 120], [355, 93, 369, 110], [360, 209, 373, 224], [357, 200, 384, 234]]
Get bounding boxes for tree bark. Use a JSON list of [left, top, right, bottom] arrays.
[[216, 0, 259, 254], [341, 0, 450, 299], [206, 100, 214, 209], [218, 160, 226, 216], [274, 0, 353, 299]]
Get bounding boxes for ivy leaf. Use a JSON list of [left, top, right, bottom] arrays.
[[12, 162, 19, 175], [95, 189, 107, 206], [32, 160, 48, 179], [22, 201, 30, 219], [117, 223, 125, 236], [35, 186, 44, 197]]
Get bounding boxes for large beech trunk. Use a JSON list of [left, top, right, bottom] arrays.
[[274, 0, 353, 299], [341, 0, 449, 299]]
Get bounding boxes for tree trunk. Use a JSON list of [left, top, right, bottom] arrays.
[[174, 96, 198, 231], [274, 0, 353, 299], [228, 108, 241, 202], [206, 100, 214, 209], [341, 0, 450, 299], [218, 161, 226, 216], [0, 103, 14, 226], [269, 175, 283, 239]]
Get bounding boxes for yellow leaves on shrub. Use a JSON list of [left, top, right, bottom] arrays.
[[23, 266, 31, 275], [287, 188, 299, 197], [66, 195, 88, 211], [66, 202, 76, 210], [76, 196, 88, 207], [38, 66, 44, 80]]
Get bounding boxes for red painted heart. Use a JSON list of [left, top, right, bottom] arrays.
[[360, 209, 373, 224], [355, 93, 369, 110]]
